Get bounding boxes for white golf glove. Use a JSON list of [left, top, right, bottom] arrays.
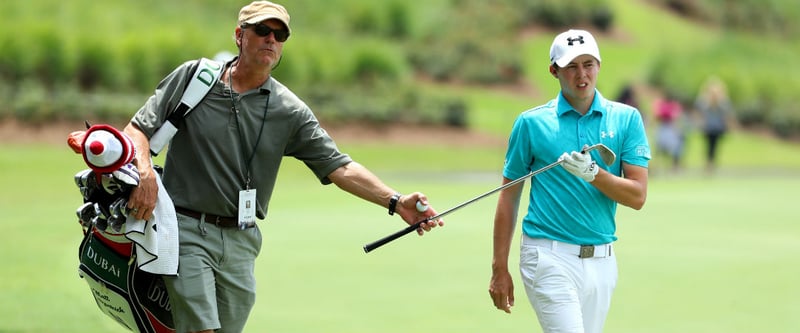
[[560, 151, 599, 182]]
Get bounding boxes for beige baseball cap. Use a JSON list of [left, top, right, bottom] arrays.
[[549, 29, 601, 67], [238, 1, 291, 33]]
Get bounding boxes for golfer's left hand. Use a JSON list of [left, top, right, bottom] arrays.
[[560, 151, 599, 182], [397, 192, 444, 235]]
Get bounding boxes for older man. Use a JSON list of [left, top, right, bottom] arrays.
[[123, 2, 443, 332]]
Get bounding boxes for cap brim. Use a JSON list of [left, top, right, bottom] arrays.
[[554, 50, 601, 67], [243, 15, 290, 32]]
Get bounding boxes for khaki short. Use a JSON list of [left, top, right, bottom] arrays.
[[164, 213, 263, 333]]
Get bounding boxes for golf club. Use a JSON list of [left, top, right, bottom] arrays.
[[363, 143, 616, 253]]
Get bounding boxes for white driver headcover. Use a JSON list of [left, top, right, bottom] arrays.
[[81, 124, 136, 174]]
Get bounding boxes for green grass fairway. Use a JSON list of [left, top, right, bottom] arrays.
[[1, 140, 798, 333]]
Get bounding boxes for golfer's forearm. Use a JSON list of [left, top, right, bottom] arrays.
[[492, 180, 522, 271], [592, 169, 647, 210], [492, 227, 514, 271], [492, 212, 516, 270]]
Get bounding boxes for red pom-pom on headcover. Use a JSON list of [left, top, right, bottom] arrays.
[[80, 124, 136, 174]]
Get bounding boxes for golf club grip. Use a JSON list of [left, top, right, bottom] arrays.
[[363, 220, 426, 253]]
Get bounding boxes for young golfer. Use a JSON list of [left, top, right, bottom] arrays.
[[488, 29, 651, 333]]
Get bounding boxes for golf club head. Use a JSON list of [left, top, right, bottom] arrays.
[[76, 202, 96, 228], [582, 144, 616, 165]]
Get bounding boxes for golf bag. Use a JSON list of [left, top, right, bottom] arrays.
[[74, 166, 175, 333], [70, 58, 222, 332], [78, 227, 174, 333]]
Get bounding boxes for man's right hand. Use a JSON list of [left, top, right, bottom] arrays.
[[123, 123, 157, 221], [489, 269, 515, 313], [126, 166, 158, 221]]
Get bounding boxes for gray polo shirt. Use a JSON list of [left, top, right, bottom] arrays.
[[132, 59, 352, 219]]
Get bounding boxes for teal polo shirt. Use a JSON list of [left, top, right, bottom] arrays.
[[503, 90, 650, 245]]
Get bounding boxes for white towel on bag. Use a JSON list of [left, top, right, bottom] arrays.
[[124, 171, 179, 275]]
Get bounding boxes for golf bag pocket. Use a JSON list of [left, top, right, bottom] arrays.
[[78, 230, 175, 333]]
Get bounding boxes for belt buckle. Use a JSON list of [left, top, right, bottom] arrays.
[[579, 245, 595, 258]]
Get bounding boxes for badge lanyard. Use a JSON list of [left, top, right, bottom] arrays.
[[227, 65, 269, 228]]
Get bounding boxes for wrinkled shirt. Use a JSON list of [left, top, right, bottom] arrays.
[[504, 90, 650, 245], [132, 59, 352, 219]]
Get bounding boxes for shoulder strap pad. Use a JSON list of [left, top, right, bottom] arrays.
[[149, 58, 224, 155], [179, 57, 224, 115]]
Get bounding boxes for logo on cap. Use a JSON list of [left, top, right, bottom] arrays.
[[567, 36, 585, 46], [549, 29, 601, 67]]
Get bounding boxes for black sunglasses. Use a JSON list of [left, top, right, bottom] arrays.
[[243, 23, 290, 42]]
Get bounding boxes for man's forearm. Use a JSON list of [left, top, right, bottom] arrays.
[[123, 123, 153, 171], [492, 180, 523, 270], [591, 164, 648, 210], [328, 162, 395, 208]]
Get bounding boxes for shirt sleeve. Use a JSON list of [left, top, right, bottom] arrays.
[[503, 114, 534, 180], [285, 105, 353, 185], [620, 108, 651, 168]]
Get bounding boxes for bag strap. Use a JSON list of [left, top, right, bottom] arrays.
[[149, 57, 224, 155]]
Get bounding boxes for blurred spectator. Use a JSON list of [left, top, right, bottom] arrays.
[[653, 91, 685, 171], [616, 82, 646, 124], [694, 76, 736, 173], [616, 82, 639, 109]]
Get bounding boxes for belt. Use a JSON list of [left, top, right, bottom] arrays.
[[524, 236, 613, 259], [175, 207, 239, 228]]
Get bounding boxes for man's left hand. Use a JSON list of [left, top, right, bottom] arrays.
[[397, 193, 444, 235]]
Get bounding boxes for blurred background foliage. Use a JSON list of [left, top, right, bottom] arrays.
[[0, 0, 798, 137]]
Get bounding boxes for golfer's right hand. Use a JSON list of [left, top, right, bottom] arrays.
[[560, 151, 599, 182], [489, 269, 515, 313], [127, 167, 158, 221]]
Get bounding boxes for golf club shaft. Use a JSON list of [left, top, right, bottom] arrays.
[[363, 159, 564, 253]]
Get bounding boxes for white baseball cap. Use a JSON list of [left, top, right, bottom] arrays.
[[81, 124, 136, 174], [549, 29, 601, 67]]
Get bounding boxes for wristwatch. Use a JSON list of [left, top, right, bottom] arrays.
[[388, 193, 402, 215]]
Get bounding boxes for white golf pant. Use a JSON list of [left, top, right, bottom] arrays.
[[520, 236, 618, 333]]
